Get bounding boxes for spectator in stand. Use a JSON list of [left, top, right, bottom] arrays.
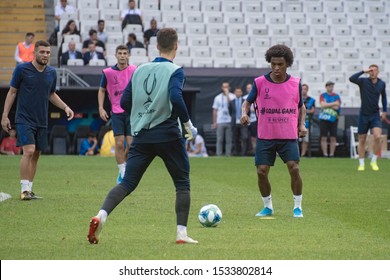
[[61, 41, 82, 65], [82, 29, 106, 55], [143, 19, 159, 47], [212, 82, 235, 156], [120, 0, 143, 22], [229, 86, 248, 156], [186, 134, 208, 158], [83, 42, 106, 65], [54, 0, 76, 32], [319, 81, 341, 157], [58, 19, 81, 65], [0, 128, 21, 155], [300, 84, 316, 157], [126, 33, 145, 52], [15, 33, 35, 65], [79, 132, 99, 156], [97, 19, 108, 44]]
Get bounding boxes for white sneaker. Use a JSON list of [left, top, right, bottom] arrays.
[[176, 235, 198, 244]]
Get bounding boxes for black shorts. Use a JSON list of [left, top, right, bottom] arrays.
[[320, 120, 338, 137], [16, 124, 48, 151]]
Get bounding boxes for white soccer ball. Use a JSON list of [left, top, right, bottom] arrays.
[[198, 204, 222, 227]]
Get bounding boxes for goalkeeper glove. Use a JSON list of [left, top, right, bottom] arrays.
[[184, 120, 197, 141]]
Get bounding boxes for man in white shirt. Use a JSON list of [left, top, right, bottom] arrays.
[[54, 0, 76, 31], [212, 82, 235, 156], [97, 20, 108, 44], [120, 0, 142, 21]]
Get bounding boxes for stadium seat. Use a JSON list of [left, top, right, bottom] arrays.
[[222, 1, 242, 12], [100, 10, 120, 21], [205, 14, 224, 24], [251, 37, 271, 49], [142, 10, 162, 24], [79, 20, 96, 34], [192, 58, 213, 68], [233, 48, 252, 60], [176, 46, 190, 58], [224, 12, 244, 24], [184, 12, 203, 23], [187, 23, 206, 35], [79, 9, 100, 21], [188, 36, 208, 47], [162, 11, 183, 24], [308, 14, 327, 25], [235, 59, 256, 68], [248, 25, 269, 36], [214, 58, 235, 68], [207, 23, 226, 35], [246, 14, 265, 25], [63, 34, 81, 43], [227, 24, 247, 36], [98, 0, 118, 10], [286, 2, 303, 12], [305, 2, 323, 13], [106, 55, 117, 66], [78, 0, 97, 9], [287, 13, 307, 25], [88, 59, 106, 66], [139, 0, 159, 11], [160, 0, 180, 11], [192, 47, 211, 58], [242, 1, 262, 13], [107, 34, 123, 44], [181, 2, 201, 12], [62, 42, 82, 53], [103, 21, 122, 33], [264, 2, 283, 12], [173, 57, 192, 67], [129, 56, 149, 66], [123, 24, 143, 35], [49, 125, 71, 155], [230, 36, 250, 48], [147, 45, 159, 60], [202, 2, 221, 12], [67, 59, 84, 66]]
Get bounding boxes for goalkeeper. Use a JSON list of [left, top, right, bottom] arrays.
[[88, 28, 198, 245]]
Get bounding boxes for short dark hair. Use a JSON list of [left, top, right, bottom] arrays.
[[265, 44, 294, 67], [157, 28, 177, 53], [97, 19, 104, 25], [26, 32, 35, 37], [302, 83, 309, 88], [128, 33, 136, 40], [115, 44, 128, 53], [34, 40, 50, 50], [87, 132, 96, 138], [89, 29, 97, 36], [369, 64, 379, 69]]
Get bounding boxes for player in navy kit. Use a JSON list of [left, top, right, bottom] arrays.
[[1, 40, 74, 200], [349, 65, 387, 171]]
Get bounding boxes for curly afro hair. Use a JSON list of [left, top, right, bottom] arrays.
[[265, 44, 294, 67]]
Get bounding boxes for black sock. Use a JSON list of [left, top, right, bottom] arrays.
[[176, 189, 190, 226], [101, 184, 131, 215]]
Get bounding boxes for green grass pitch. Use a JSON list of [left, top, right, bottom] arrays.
[[0, 156, 389, 260]]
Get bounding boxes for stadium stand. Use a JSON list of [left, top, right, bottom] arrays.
[[0, 0, 47, 85]]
